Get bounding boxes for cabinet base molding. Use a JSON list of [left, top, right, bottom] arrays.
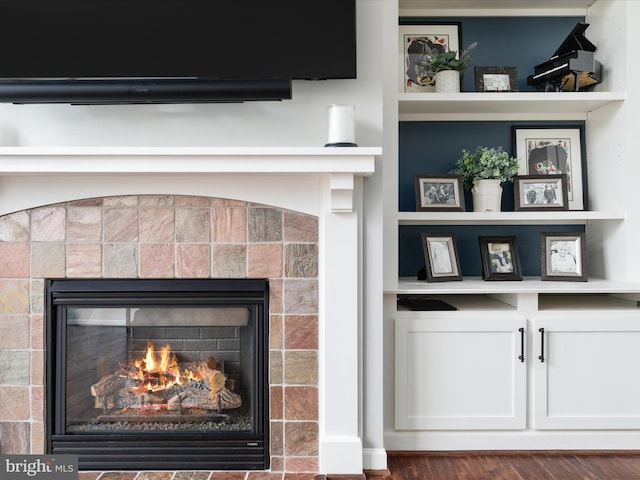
[[384, 432, 640, 452], [387, 449, 640, 456]]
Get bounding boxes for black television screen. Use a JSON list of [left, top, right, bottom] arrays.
[[0, 0, 356, 104]]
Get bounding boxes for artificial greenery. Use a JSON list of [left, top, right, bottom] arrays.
[[450, 146, 520, 191], [423, 41, 478, 75]]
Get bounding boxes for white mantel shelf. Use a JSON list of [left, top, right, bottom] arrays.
[[0, 146, 380, 213], [0, 146, 379, 174]]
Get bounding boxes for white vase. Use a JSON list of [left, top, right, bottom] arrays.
[[435, 70, 460, 93], [471, 179, 503, 212]]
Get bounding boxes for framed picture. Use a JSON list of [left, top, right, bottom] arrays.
[[399, 23, 461, 93], [420, 232, 463, 282], [513, 174, 569, 211], [541, 232, 587, 282], [474, 66, 518, 92], [414, 174, 465, 211], [478, 236, 523, 281], [512, 125, 587, 210]]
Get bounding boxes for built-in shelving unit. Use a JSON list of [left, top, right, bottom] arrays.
[[385, 0, 640, 452], [389, 0, 632, 290]]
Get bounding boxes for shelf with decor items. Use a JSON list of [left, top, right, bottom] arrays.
[[393, 4, 629, 288], [384, 0, 640, 451]]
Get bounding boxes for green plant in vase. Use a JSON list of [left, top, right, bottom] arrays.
[[420, 41, 477, 92], [423, 41, 478, 75], [450, 146, 519, 212]]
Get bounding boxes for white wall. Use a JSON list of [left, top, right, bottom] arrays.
[[0, 1, 384, 150], [0, 0, 390, 472]]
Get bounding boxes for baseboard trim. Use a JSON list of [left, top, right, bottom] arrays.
[[387, 449, 640, 456], [364, 468, 392, 479], [314, 475, 366, 480]]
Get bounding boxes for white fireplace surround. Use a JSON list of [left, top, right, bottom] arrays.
[[0, 146, 379, 475]]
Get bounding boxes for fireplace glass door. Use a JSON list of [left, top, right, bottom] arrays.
[[46, 279, 269, 471]]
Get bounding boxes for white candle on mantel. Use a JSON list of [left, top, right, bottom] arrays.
[[325, 104, 357, 146]]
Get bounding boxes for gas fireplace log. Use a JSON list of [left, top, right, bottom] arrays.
[[218, 387, 242, 409], [91, 372, 128, 397], [167, 389, 212, 410], [94, 394, 115, 410]]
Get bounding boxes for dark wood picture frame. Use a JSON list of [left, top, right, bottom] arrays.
[[420, 232, 463, 282], [479, 236, 523, 281], [540, 232, 587, 282], [474, 66, 518, 92], [514, 174, 569, 211], [512, 124, 587, 210], [414, 174, 465, 211]]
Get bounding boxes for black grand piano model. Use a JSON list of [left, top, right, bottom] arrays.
[[527, 22, 602, 92]]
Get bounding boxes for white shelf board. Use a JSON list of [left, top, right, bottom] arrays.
[[387, 277, 640, 295], [397, 210, 625, 225], [400, 0, 595, 16], [538, 294, 640, 311], [398, 92, 625, 121], [397, 294, 516, 312]]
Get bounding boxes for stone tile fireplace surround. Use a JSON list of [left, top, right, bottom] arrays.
[[0, 147, 378, 480]]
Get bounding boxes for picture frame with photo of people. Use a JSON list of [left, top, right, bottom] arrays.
[[479, 236, 523, 281], [513, 174, 569, 211], [540, 231, 587, 282], [414, 174, 465, 212]]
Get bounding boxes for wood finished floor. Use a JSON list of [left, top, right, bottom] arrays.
[[386, 451, 640, 480]]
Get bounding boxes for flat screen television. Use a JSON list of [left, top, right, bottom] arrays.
[[0, 0, 356, 104]]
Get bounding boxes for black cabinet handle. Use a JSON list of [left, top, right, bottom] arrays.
[[518, 327, 525, 363], [538, 327, 545, 363]]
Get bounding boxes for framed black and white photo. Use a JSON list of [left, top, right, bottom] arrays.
[[514, 174, 569, 211], [414, 174, 465, 211], [420, 232, 462, 282], [512, 125, 587, 210], [474, 66, 518, 92], [479, 236, 523, 281], [541, 232, 587, 282], [399, 23, 461, 93]]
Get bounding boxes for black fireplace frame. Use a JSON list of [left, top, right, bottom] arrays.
[[45, 278, 270, 471]]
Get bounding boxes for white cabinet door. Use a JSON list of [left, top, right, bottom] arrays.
[[395, 315, 526, 430], [534, 314, 640, 430]]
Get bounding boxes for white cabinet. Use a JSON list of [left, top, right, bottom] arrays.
[[534, 313, 640, 430], [395, 313, 526, 430], [395, 299, 640, 435]]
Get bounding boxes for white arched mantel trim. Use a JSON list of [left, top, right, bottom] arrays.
[[0, 146, 378, 216]]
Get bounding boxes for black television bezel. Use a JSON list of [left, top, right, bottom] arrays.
[[0, 0, 356, 104]]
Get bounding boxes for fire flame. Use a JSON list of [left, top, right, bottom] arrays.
[[130, 341, 200, 394]]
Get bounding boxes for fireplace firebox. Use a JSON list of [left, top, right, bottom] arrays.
[[45, 278, 270, 471]]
